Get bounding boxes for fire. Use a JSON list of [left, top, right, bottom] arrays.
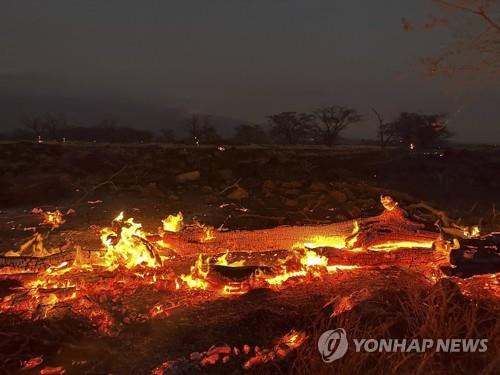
[[100, 213, 159, 269], [201, 226, 216, 242], [300, 249, 328, 267], [301, 221, 359, 250], [302, 235, 347, 249], [1, 196, 477, 353], [178, 254, 210, 289], [368, 240, 434, 252], [43, 210, 66, 228], [464, 225, 480, 238], [264, 249, 359, 287], [215, 250, 246, 267], [162, 212, 183, 232]]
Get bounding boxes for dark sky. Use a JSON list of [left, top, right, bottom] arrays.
[[1, 0, 499, 142]]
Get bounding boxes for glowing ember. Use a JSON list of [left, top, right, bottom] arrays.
[[368, 240, 434, 252], [301, 235, 347, 249]]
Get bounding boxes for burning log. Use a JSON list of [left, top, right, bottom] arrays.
[[0, 199, 442, 273], [0, 250, 77, 273], [158, 204, 440, 257], [320, 247, 447, 268]]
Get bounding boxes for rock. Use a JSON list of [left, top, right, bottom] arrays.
[[343, 188, 356, 201], [201, 185, 213, 193], [357, 198, 377, 208], [281, 181, 302, 189], [175, 171, 200, 184], [204, 194, 219, 204], [227, 187, 249, 201], [284, 189, 301, 197], [217, 169, 233, 183], [309, 181, 328, 192], [262, 180, 276, 191], [343, 203, 362, 218], [141, 182, 165, 198], [284, 199, 299, 207], [168, 194, 180, 201], [329, 190, 348, 204]]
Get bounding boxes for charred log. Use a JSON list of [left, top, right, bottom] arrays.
[[445, 233, 500, 277]]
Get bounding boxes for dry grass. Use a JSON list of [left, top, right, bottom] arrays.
[[263, 278, 499, 375]]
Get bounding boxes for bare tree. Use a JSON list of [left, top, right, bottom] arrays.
[[312, 106, 362, 146], [184, 114, 201, 145], [387, 112, 453, 149], [268, 111, 314, 145], [200, 115, 219, 144], [233, 124, 268, 144], [159, 129, 176, 143], [23, 113, 68, 141], [404, 0, 500, 77], [23, 116, 44, 138], [370, 107, 395, 149]]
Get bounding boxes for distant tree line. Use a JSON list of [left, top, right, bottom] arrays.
[[0, 106, 453, 149]]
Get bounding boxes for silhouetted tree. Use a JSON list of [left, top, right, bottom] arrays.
[[200, 115, 219, 143], [184, 114, 201, 145], [23, 114, 69, 141], [370, 107, 396, 149], [268, 111, 314, 144], [312, 106, 362, 146], [386, 112, 452, 149], [159, 129, 176, 143], [233, 124, 268, 144]]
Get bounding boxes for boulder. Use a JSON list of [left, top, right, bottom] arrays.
[[175, 171, 200, 184], [329, 190, 348, 204], [309, 181, 329, 192], [227, 187, 249, 201]]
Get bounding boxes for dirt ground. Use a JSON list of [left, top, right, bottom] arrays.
[[0, 143, 499, 374]]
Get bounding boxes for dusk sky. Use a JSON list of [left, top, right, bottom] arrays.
[[1, 0, 499, 142]]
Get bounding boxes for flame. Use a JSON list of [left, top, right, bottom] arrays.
[[277, 329, 308, 350], [43, 210, 66, 228], [162, 212, 183, 233], [215, 250, 246, 267], [263, 249, 359, 287], [114, 211, 124, 222], [300, 250, 328, 267], [178, 254, 210, 289], [201, 226, 215, 242], [464, 226, 480, 238], [100, 216, 159, 269]]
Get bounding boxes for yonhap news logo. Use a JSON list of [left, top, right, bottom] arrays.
[[317, 328, 349, 362], [318, 328, 488, 362]]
